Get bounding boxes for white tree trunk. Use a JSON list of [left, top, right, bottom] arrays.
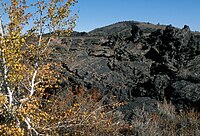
[[0, 15, 5, 37], [30, 69, 38, 96], [0, 15, 13, 107]]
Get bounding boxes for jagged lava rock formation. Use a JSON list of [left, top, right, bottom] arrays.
[[52, 21, 200, 116]]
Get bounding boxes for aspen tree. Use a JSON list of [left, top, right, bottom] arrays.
[[0, 0, 77, 135]]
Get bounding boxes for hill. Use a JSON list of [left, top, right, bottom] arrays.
[[88, 21, 166, 37], [45, 20, 200, 37]]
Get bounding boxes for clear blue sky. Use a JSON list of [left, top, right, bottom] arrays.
[[74, 0, 200, 32], [1, 0, 199, 33]]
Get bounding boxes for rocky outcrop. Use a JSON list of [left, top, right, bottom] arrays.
[[53, 22, 200, 116]]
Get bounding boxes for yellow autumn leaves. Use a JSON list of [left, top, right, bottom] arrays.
[[0, 31, 25, 85], [0, 0, 78, 135]]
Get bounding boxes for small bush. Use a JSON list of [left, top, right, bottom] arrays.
[[0, 86, 126, 135], [127, 99, 200, 136]]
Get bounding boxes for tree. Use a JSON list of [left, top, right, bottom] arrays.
[[0, 1, 124, 135], [0, 0, 78, 135]]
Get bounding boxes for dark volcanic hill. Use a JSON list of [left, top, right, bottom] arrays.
[[88, 21, 166, 37], [50, 21, 200, 119]]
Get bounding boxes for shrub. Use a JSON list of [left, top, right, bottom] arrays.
[[127, 99, 200, 136]]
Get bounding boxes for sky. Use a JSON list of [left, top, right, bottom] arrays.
[[0, 0, 199, 33], [73, 0, 200, 32]]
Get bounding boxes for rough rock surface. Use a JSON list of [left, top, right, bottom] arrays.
[[52, 21, 200, 116]]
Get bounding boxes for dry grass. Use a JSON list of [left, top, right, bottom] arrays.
[[44, 90, 200, 136], [125, 99, 200, 136], [0, 86, 200, 135], [36, 86, 125, 135]]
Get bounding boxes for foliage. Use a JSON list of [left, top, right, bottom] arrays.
[[0, 0, 78, 135], [0, 85, 125, 135]]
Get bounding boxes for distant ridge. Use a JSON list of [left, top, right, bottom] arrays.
[[88, 21, 166, 37], [44, 20, 200, 37]]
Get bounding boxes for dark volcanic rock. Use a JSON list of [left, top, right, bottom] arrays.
[[145, 25, 200, 109], [171, 80, 200, 110], [177, 55, 200, 83], [56, 22, 200, 113], [118, 97, 159, 120]]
